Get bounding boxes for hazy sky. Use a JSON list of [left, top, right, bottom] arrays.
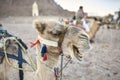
[[54, 0, 120, 16]]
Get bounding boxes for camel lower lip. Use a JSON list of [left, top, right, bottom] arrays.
[[74, 53, 83, 61], [73, 46, 83, 61]]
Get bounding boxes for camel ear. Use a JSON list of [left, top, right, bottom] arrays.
[[33, 20, 46, 34]]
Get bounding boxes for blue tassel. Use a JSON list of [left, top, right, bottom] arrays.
[[54, 67, 59, 77], [41, 44, 47, 57]]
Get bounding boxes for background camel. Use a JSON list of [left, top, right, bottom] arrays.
[[34, 20, 91, 80], [0, 31, 36, 80], [87, 18, 101, 41], [62, 18, 101, 42]]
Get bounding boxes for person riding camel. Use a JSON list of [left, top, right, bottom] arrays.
[[81, 13, 90, 32], [76, 6, 84, 26], [76, 6, 90, 32]]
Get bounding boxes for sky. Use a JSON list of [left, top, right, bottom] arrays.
[[54, 0, 120, 16]]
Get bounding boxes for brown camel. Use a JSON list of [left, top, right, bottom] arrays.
[[87, 19, 101, 41], [62, 18, 101, 42], [33, 19, 91, 80]]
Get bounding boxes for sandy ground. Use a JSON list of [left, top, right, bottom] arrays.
[[0, 16, 120, 80]]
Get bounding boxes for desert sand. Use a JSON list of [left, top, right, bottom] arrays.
[[0, 16, 120, 80]]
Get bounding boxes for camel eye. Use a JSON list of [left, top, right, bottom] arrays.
[[47, 29, 62, 37], [52, 30, 62, 36], [54, 30, 62, 36]]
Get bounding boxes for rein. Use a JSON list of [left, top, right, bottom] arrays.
[[0, 30, 34, 80], [0, 30, 36, 80], [3, 37, 36, 71], [0, 52, 27, 63], [58, 27, 68, 80]]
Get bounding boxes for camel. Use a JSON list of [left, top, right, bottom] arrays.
[[0, 19, 90, 80], [33, 19, 91, 80], [64, 18, 101, 42], [0, 31, 36, 80], [87, 18, 101, 41]]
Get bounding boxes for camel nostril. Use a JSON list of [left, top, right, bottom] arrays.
[[77, 53, 83, 58], [85, 43, 92, 50]]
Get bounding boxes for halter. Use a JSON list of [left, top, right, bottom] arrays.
[[38, 36, 58, 47]]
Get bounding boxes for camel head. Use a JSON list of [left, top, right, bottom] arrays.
[[0, 36, 19, 56], [0, 30, 27, 58], [0, 37, 19, 66], [5, 38, 18, 55], [62, 27, 91, 61], [33, 20, 90, 61]]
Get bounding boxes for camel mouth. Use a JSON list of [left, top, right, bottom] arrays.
[[73, 45, 83, 61], [72, 45, 91, 61]]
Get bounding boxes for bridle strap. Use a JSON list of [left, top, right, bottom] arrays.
[[38, 36, 58, 47], [58, 27, 68, 48], [58, 27, 68, 80]]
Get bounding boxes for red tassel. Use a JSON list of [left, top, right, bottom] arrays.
[[30, 40, 40, 48], [43, 53, 47, 61], [58, 47, 62, 54]]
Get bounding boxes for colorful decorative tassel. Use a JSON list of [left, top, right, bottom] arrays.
[[54, 67, 59, 77], [41, 44, 47, 61], [30, 39, 40, 48], [30, 39, 48, 61], [43, 53, 47, 61], [41, 44, 47, 57]]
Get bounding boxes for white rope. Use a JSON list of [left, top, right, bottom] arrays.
[[3, 57, 6, 80], [3, 37, 36, 72]]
